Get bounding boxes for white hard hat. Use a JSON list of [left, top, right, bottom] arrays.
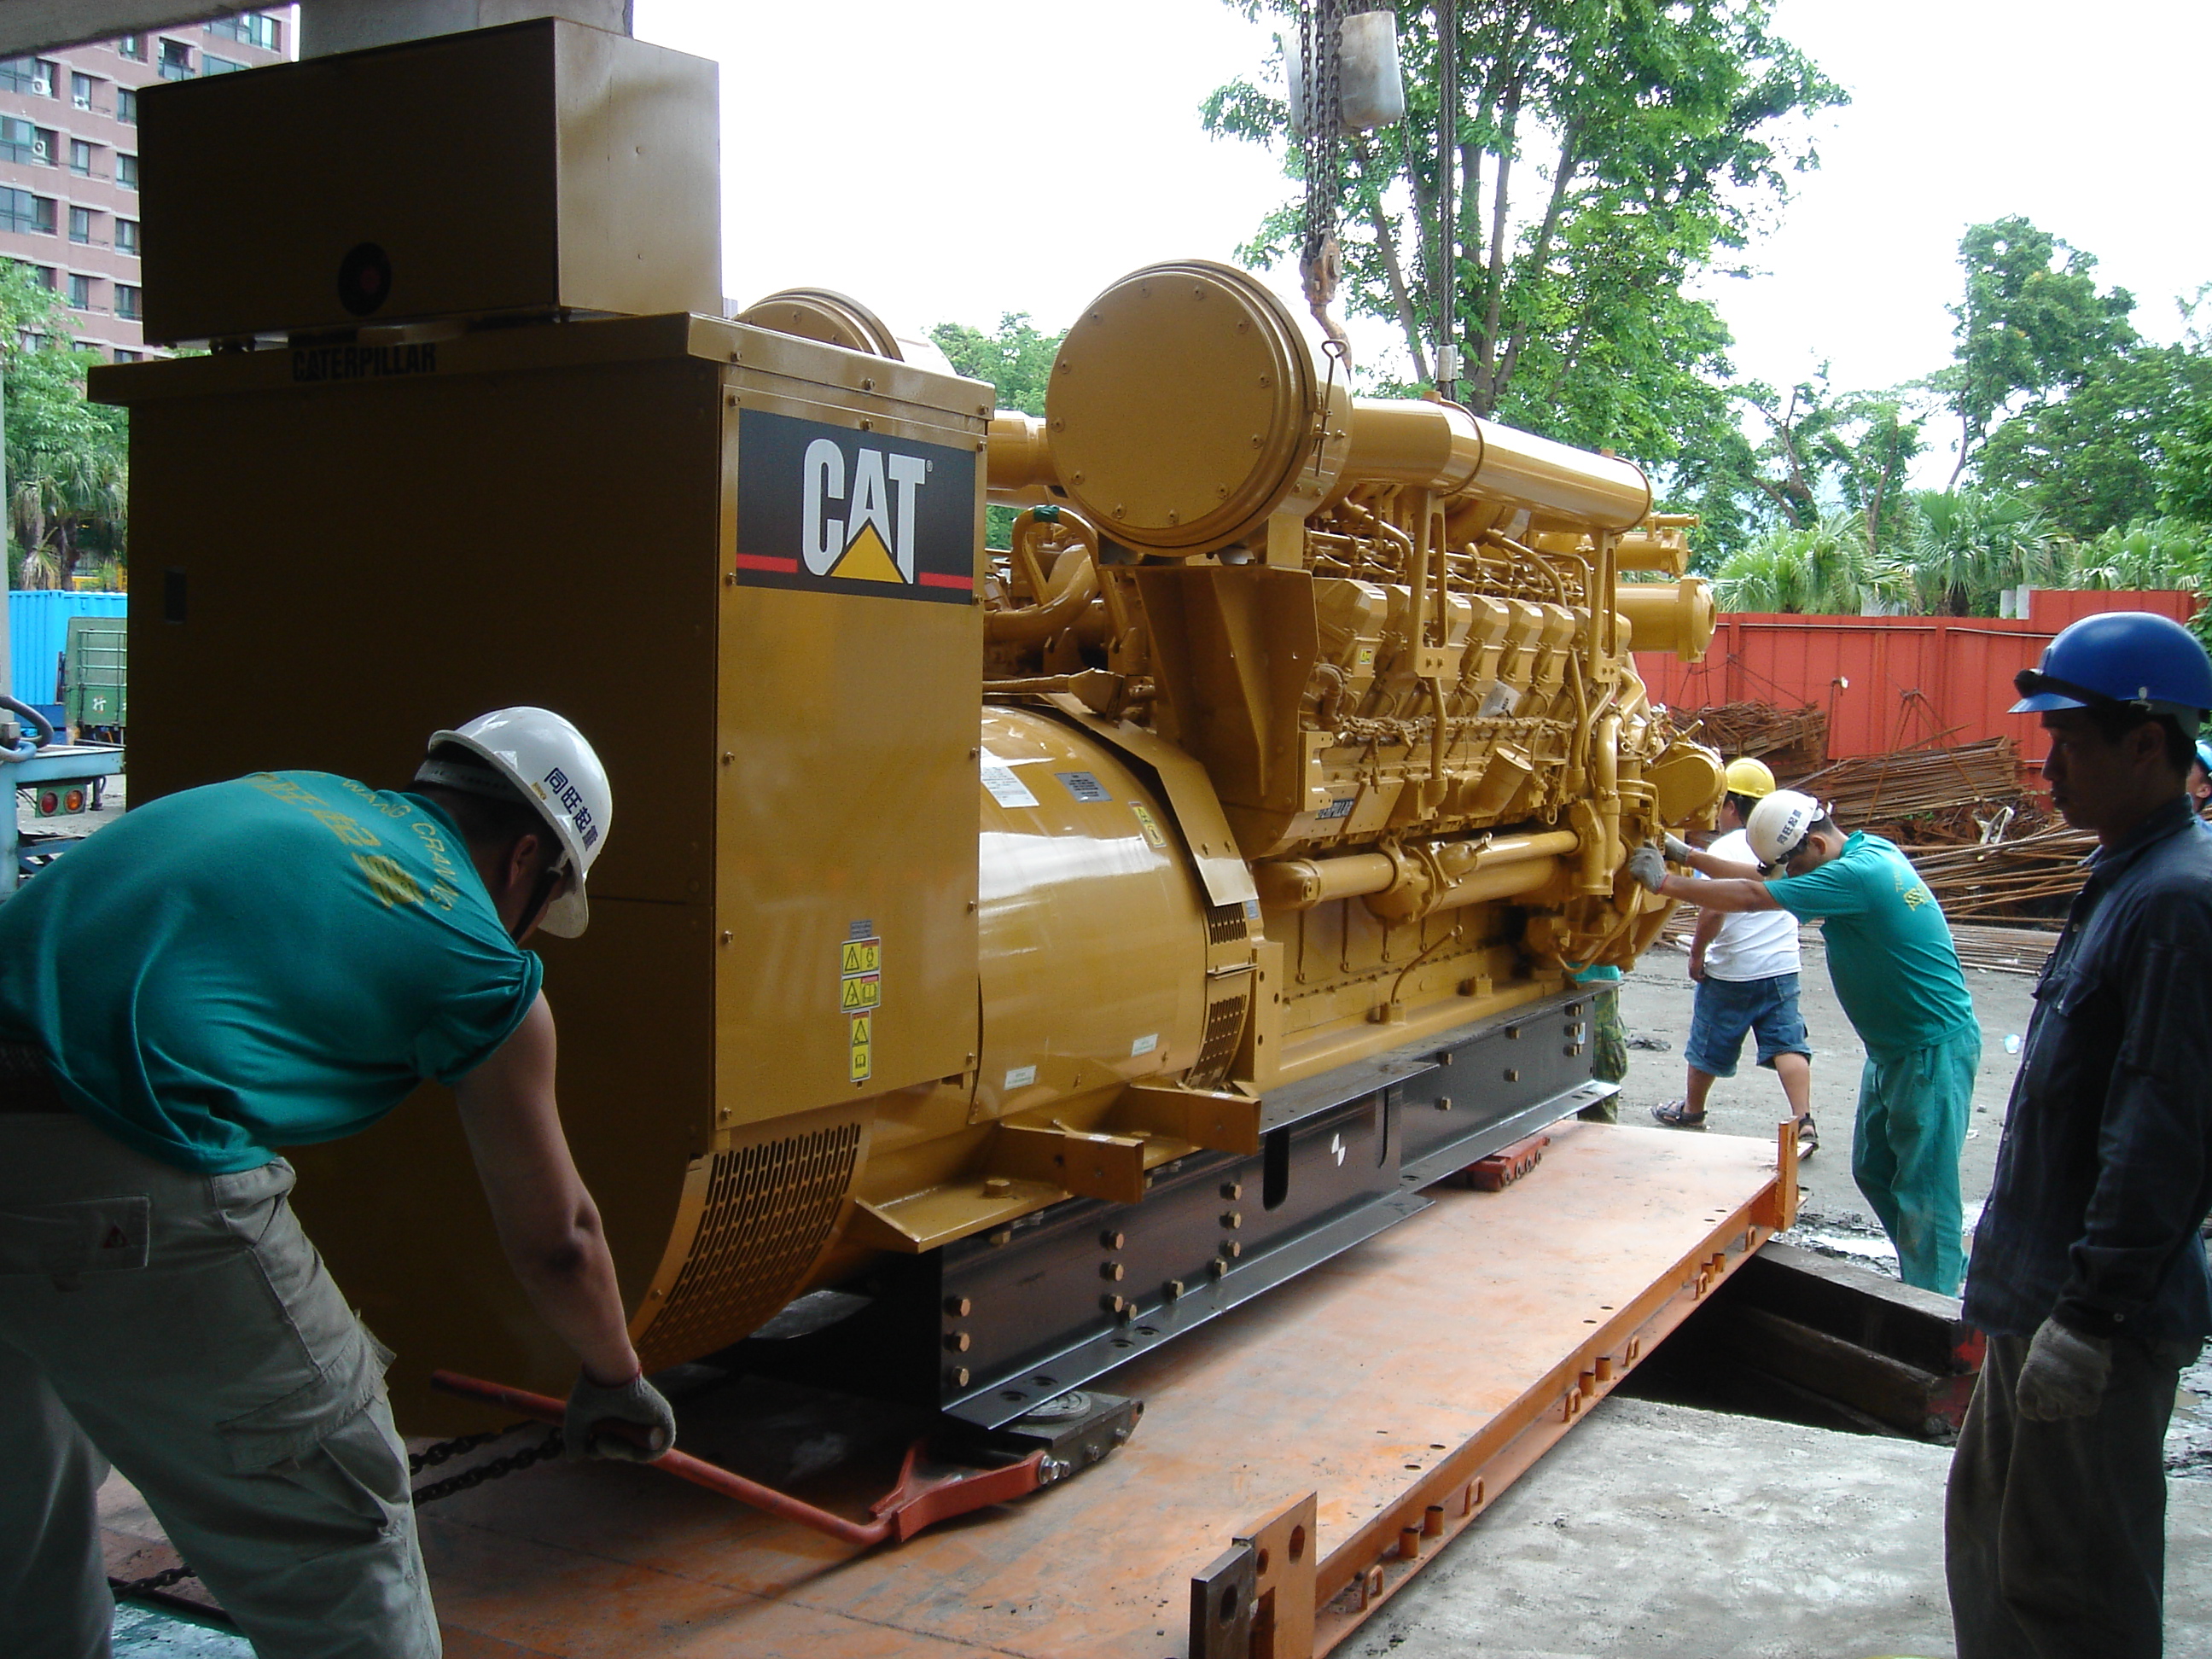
[[1745, 789, 1825, 872], [416, 707, 610, 937]]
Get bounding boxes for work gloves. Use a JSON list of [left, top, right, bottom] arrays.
[[2014, 1318, 2113, 1421], [565, 1369, 678, 1461], [1662, 833, 1697, 864], [1625, 844, 1668, 894]]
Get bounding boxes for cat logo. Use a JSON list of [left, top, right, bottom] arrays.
[[734, 409, 976, 604]]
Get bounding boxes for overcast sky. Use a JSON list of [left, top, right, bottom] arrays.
[[633, 0, 2210, 479]]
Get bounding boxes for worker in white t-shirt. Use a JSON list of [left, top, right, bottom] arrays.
[[1651, 757, 1818, 1156]]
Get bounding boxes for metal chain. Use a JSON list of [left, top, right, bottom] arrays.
[[107, 1424, 564, 1604]]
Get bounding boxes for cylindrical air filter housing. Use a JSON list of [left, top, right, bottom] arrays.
[[1045, 261, 1348, 556]]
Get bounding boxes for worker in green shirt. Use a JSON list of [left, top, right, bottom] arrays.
[[1627, 791, 1980, 1292], [0, 708, 676, 1659]]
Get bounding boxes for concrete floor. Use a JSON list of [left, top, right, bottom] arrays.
[[1355, 1394, 2212, 1659]]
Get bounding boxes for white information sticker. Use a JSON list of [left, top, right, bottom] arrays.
[[1003, 1064, 1038, 1090], [1131, 1033, 1159, 1057], [981, 765, 1039, 809]]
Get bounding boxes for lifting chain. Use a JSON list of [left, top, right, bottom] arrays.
[[106, 1423, 564, 1607], [1298, 0, 1350, 353]]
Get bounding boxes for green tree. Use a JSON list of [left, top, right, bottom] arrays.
[[928, 312, 1062, 417], [1202, 0, 1843, 474], [0, 262, 127, 589], [1941, 217, 2137, 490], [1974, 343, 2211, 538], [1901, 488, 2058, 616]]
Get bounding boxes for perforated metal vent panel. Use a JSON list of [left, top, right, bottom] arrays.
[[634, 1120, 862, 1371]]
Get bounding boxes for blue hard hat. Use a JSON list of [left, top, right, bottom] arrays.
[[2011, 611, 2212, 727], [2197, 739, 2212, 776]]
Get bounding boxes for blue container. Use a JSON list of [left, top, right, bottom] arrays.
[[9, 590, 127, 707]]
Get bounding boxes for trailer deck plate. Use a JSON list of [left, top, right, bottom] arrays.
[[419, 1121, 1792, 1657]]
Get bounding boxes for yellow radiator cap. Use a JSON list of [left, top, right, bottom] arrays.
[[1047, 260, 1315, 555]]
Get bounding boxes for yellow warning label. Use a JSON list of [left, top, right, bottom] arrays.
[[841, 973, 881, 1012], [841, 938, 882, 975], [1354, 644, 1377, 670], [847, 1011, 873, 1081], [1129, 801, 1167, 850]]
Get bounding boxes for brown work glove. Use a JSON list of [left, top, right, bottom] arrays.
[[564, 1370, 677, 1462]]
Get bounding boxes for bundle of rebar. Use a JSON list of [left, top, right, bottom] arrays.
[[1903, 828, 2093, 928], [1948, 924, 2061, 977], [1791, 737, 2026, 826], [1684, 701, 1829, 773]]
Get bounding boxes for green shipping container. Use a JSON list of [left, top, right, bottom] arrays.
[[64, 614, 127, 734]]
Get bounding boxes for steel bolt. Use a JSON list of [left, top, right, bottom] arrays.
[[1099, 1229, 1126, 1250], [944, 1295, 972, 1317], [1208, 1257, 1229, 1279], [1100, 1262, 1125, 1282], [948, 1366, 970, 1388], [1504, 1068, 1521, 1083], [944, 1332, 971, 1353], [1220, 1210, 1242, 1230], [1435, 1095, 1452, 1112], [1164, 1278, 1185, 1299], [1101, 1293, 1126, 1314], [1220, 1240, 1242, 1260], [1220, 1181, 1243, 1200]]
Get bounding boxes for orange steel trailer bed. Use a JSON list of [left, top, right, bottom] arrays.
[[422, 1120, 1796, 1658]]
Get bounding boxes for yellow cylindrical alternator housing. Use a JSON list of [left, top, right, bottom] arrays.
[[973, 707, 1215, 1109]]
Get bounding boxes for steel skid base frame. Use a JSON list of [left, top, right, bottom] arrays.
[[409, 1117, 1794, 1658], [722, 989, 1609, 1429]]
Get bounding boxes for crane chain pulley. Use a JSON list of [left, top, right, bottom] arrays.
[[1296, 0, 1350, 356]]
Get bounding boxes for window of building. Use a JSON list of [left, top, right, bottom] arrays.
[[0, 191, 57, 236], [115, 154, 137, 191], [0, 58, 49, 96], [114, 218, 137, 256], [207, 14, 282, 52], [70, 73, 96, 112], [0, 118, 36, 165], [201, 54, 247, 77], [114, 348, 141, 363], [23, 263, 55, 289], [115, 87, 136, 125], [68, 139, 93, 176], [118, 35, 145, 61], [67, 272, 91, 311], [158, 39, 192, 80], [67, 206, 92, 244], [113, 282, 140, 319]]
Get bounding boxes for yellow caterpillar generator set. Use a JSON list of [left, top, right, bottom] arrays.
[[96, 20, 1722, 1436]]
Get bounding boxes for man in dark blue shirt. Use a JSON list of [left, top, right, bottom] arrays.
[[1948, 613, 2212, 1659]]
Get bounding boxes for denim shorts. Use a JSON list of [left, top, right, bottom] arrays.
[[1685, 970, 1811, 1078]]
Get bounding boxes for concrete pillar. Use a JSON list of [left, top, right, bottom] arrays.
[[299, 0, 632, 57]]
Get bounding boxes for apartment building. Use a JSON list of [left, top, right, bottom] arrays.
[[0, 12, 293, 360]]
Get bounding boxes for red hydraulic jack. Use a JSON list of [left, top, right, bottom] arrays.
[[430, 1370, 1140, 1546]]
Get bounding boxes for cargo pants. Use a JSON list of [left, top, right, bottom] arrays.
[[0, 1112, 439, 1659], [1854, 1029, 1979, 1295], [1947, 1329, 2196, 1658]]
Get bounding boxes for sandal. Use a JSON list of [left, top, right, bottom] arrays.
[[1650, 1099, 1707, 1130], [1795, 1113, 1819, 1158]]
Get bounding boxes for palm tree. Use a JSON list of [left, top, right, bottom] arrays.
[[1901, 490, 2058, 616], [1711, 511, 1909, 614]]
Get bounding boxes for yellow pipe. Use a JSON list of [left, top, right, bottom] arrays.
[[1342, 400, 1652, 533], [1254, 829, 1578, 915], [986, 411, 1057, 505], [987, 510, 1098, 647]]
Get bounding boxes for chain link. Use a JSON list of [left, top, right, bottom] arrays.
[[108, 1423, 564, 1605]]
